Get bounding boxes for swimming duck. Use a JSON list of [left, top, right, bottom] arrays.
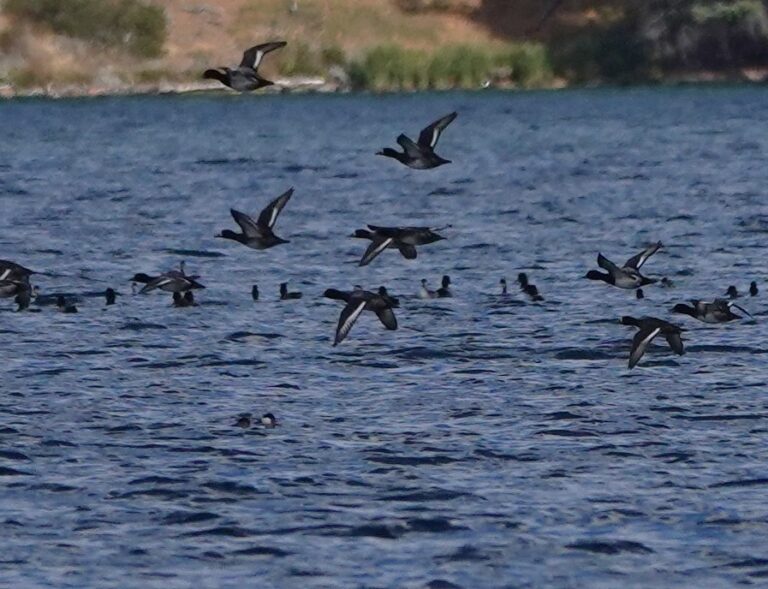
[[132, 261, 205, 294], [518, 272, 544, 301], [437, 275, 452, 298], [725, 285, 739, 299], [500, 278, 508, 295], [323, 287, 398, 346], [585, 242, 663, 289], [636, 288, 644, 300], [105, 288, 117, 305], [377, 112, 457, 169], [352, 225, 448, 266], [660, 277, 675, 288], [252, 285, 259, 301], [261, 413, 277, 427], [57, 295, 78, 314], [620, 316, 684, 369], [672, 299, 751, 323], [280, 282, 302, 300], [172, 291, 196, 307], [378, 286, 400, 307], [203, 41, 287, 91], [234, 415, 251, 428], [0, 259, 34, 282], [216, 188, 293, 250], [419, 279, 437, 299], [750, 281, 758, 296]]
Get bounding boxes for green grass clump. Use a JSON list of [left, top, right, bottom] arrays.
[[349, 43, 553, 91], [5, 0, 167, 58]]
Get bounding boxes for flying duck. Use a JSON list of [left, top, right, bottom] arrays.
[[419, 279, 437, 299], [437, 275, 452, 298], [585, 242, 663, 289], [620, 316, 684, 369], [750, 281, 758, 296], [518, 272, 544, 301], [353, 224, 447, 266], [203, 41, 287, 91], [252, 285, 259, 301], [324, 286, 398, 346], [132, 261, 205, 294], [672, 299, 751, 323], [377, 112, 457, 169], [280, 282, 302, 300], [57, 295, 78, 314], [216, 188, 293, 250], [0, 278, 30, 299]]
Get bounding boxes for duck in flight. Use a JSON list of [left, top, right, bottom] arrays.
[[672, 299, 751, 323], [585, 242, 662, 290], [377, 112, 457, 169], [279, 282, 302, 300], [217, 188, 293, 250], [324, 286, 398, 346], [0, 259, 34, 282], [131, 261, 205, 294], [621, 316, 684, 369], [352, 224, 448, 266], [203, 41, 287, 91]]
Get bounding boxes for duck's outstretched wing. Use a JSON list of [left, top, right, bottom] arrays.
[[417, 112, 457, 149], [257, 188, 293, 229], [359, 237, 393, 267], [323, 288, 351, 303], [624, 241, 662, 270], [597, 253, 621, 275], [396, 134, 422, 158], [240, 41, 287, 69], [375, 307, 398, 330], [664, 330, 684, 355], [397, 243, 417, 259], [333, 299, 367, 346], [230, 208, 263, 238], [628, 327, 661, 369]]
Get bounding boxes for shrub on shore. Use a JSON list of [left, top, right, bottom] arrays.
[[5, 0, 167, 58]]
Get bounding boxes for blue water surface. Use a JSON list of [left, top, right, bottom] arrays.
[[1, 87, 768, 588]]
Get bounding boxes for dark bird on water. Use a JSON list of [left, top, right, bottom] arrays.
[[216, 188, 293, 250], [500, 278, 508, 295], [437, 275, 452, 298], [636, 288, 644, 300], [620, 316, 684, 369], [252, 285, 260, 301], [518, 272, 544, 301], [173, 291, 196, 307], [725, 285, 739, 299], [672, 299, 751, 323], [105, 288, 117, 305], [280, 282, 302, 300], [324, 286, 398, 346], [585, 242, 663, 290], [377, 112, 457, 169], [750, 281, 758, 296], [57, 295, 78, 314], [203, 41, 287, 91], [352, 224, 448, 266]]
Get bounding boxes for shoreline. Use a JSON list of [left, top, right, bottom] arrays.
[[1, 69, 766, 100]]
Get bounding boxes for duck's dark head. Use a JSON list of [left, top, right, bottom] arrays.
[[216, 229, 242, 242], [130, 273, 152, 284], [726, 285, 739, 298], [378, 286, 388, 296], [377, 148, 404, 162], [252, 285, 259, 300], [517, 272, 529, 287], [172, 292, 182, 305], [672, 303, 695, 316], [280, 282, 288, 296], [56, 295, 66, 308], [585, 270, 610, 283], [750, 281, 758, 295], [203, 68, 228, 84], [636, 288, 644, 300], [183, 291, 194, 304], [235, 414, 252, 428]]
